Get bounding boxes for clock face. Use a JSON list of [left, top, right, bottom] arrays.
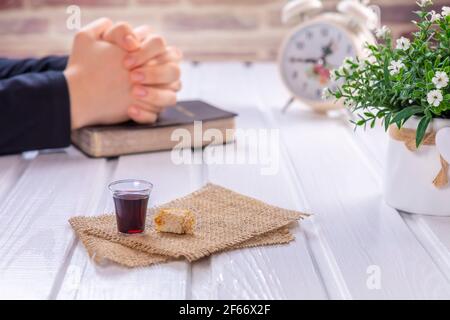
[[280, 22, 357, 102]]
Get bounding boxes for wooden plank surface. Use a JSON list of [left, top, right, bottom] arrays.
[[56, 63, 202, 299], [190, 63, 327, 299], [1, 62, 450, 299], [0, 150, 109, 299], [56, 151, 200, 299], [348, 113, 450, 285], [250, 63, 450, 299], [0, 154, 28, 203]]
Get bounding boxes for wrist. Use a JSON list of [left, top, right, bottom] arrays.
[[64, 67, 89, 130]]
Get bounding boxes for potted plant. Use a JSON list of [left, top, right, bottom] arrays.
[[325, 0, 450, 216]]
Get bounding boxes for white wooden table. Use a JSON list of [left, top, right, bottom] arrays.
[[1, 63, 450, 300]]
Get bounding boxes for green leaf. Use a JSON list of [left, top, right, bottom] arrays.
[[416, 116, 431, 148], [426, 70, 434, 82], [391, 105, 423, 124], [334, 8, 450, 135], [356, 120, 366, 126], [383, 58, 390, 84], [412, 90, 423, 98], [384, 113, 392, 131], [434, 55, 441, 67]]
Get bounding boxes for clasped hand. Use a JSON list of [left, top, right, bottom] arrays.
[[64, 18, 182, 129]]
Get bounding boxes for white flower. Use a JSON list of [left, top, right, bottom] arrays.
[[344, 99, 356, 108], [375, 26, 389, 38], [388, 60, 405, 76], [429, 10, 442, 22], [427, 90, 443, 107], [364, 55, 378, 66], [361, 47, 371, 57], [367, 56, 377, 64], [417, 0, 432, 7], [443, 6, 450, 17], [396, 37, 411, 50], [432, 71, 449, 89]]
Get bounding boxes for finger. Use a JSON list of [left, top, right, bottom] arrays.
[[80, 17, 113, 40], [102, 21, 140, 52], [131, 94, 163, 113], [128, 106, 158, 124], [148, 47, 183, 66], [123, 34, 166, 69], [133, 101, 164, 115], [130, 62, 181, 85], [133, 25, 154, 42], [153, 81, 182, 92], [131, 99, 162, 113], [131, 86, 177, 109]]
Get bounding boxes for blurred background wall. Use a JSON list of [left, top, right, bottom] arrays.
[[0, 0, 448, 61]]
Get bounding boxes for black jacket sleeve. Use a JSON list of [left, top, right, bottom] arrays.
[[0, 70, 71, 155], [0, 56, 68, 79]]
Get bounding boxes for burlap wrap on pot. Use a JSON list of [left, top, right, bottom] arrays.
[[70, 183, 308, 268], [389, 126, 449, 188]]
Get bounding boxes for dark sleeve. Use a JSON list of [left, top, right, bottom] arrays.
[[0, 71, 72, 155], [0, 56, 68, 79]]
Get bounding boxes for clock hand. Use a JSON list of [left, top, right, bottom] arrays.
[[321, 41, 333, 65], [290, 57, 318, 64], [290, 42, 333, 66]]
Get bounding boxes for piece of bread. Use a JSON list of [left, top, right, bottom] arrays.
[[154, 208, 195, 234]]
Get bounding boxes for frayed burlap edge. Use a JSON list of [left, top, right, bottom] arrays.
[[74, 225, 296, 268], [70, 183, 308, 267]]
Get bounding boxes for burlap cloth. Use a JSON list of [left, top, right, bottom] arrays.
[[70, 183, 308, 268]]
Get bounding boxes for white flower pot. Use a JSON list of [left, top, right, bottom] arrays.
[[384, 117, 450, 216]]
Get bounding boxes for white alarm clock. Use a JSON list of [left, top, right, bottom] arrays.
[[278, 0, 379, 112]]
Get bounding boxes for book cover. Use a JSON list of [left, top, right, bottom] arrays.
[[71, 100, 237, 158]]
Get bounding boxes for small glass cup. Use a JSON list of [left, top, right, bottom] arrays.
[[108, 179, 153, 235]]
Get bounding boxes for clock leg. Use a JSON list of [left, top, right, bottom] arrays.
[[281, 96, 295, 113]]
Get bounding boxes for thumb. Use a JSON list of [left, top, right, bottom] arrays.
[[103, 22, 141, 52]]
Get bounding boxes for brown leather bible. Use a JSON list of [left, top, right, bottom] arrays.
[[71, 100, 237, 158]]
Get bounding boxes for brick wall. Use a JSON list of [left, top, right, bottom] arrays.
[[0, 0, 448, 61]]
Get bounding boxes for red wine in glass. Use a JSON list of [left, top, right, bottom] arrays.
[[109, 179, 153, 235], [113, 193, 149, 234]]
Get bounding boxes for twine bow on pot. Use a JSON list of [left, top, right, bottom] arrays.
[[389, 126, 449, 189]]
